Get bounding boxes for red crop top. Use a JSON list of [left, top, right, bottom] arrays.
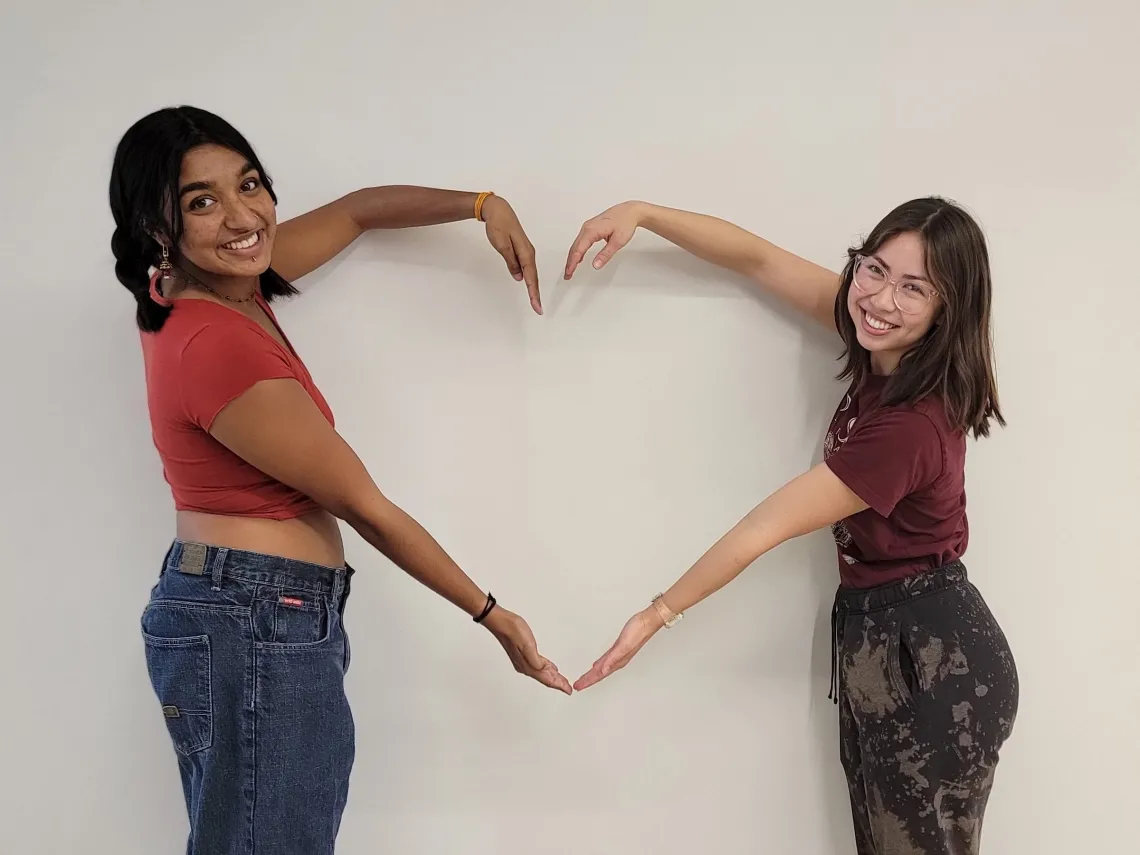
[[139, 294, 334, 519]]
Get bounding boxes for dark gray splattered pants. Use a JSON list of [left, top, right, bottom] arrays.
[[831, 562, 1018, 855]]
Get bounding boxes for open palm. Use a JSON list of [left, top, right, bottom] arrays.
[[484, 607, 572, 695], [573, 608, 661, 691]]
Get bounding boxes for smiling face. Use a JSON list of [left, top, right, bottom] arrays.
[[846, 231, 941, 374], [174, 143, 276, 283]]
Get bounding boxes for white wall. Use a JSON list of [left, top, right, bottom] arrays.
[[2, 1, 1137, 852]]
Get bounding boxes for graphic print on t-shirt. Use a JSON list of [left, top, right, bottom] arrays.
[[824, 392, 858, 564]]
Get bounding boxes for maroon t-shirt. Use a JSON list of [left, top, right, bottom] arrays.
[[822, 373, 968, 588]]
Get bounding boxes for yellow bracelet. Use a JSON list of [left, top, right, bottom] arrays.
[[474, 191, 494, 222]]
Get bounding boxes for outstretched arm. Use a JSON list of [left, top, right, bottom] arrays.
[[565, 201, 841, 331], [273, 186, 542, 314], [207, 375, 570, 694], [573, 463, 866, 691], [658, 463, 865, 613]]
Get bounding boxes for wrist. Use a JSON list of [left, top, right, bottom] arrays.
[[641, 605, 665, 632], [631, 200, 658, 230], [648, 592, 682, 628], [479, 599, 509, 634], [477, 192, 506, 222], [466, 585, 496, 620]]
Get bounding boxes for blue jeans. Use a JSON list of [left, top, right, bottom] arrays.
[[140, 540, 355, 854]]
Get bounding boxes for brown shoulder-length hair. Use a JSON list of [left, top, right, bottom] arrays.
[[833, 197, 1005, 439]]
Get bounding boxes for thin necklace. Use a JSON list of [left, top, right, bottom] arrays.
[[175, 267, 257, 304]]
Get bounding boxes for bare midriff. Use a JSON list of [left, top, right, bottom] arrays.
[[175, 508, 346, 568]]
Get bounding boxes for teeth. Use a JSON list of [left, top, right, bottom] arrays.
[[223, 232, 260, 250], [864, 310, 897, 331]]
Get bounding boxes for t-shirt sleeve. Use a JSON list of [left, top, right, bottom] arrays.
[[825, 408, 944, 517], [178, 323, 295, 429]]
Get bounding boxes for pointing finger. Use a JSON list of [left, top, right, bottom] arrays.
[[564, 224, 600, 280], [512, 234, 542, 315]]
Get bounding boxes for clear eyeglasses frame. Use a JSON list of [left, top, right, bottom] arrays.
[[851, 254, 938, 315]]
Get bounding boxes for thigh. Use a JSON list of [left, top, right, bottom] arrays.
[[252, 603, 355, 853], [838, 691, 878, 855], [860, 720, 1000, 855]]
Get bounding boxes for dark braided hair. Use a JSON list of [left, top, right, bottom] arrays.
[[109, 106, 298, 332]]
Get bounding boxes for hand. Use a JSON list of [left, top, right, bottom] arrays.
[[482, 605, 572, 695], [573, 607, 663, 691], [480, 195, 542, 315], [563, 200, 644, 280]]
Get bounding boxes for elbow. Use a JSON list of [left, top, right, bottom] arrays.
[[325, 485, 394, 538], [343, 188, 375, 232]]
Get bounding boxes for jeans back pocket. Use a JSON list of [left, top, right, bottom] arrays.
[[141, 631, 214, 756]]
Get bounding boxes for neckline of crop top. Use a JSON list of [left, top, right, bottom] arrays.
[[172, 291, 300, 359]]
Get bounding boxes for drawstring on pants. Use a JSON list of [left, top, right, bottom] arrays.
[[828, 597, 848, 705]]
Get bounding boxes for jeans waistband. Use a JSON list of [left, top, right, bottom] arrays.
[[828, 561, 968, 704], [162, 539, 352, 600]]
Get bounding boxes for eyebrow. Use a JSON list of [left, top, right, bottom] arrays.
[[179, 161, 257, 198], [871, 254, 930, 283]]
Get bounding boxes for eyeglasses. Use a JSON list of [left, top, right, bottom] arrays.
[[852, 255, 937, 315]]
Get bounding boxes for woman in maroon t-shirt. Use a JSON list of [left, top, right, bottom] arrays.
[[564, 198, 1018, 854]]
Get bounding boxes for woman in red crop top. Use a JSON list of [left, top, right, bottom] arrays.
[[110, 105, 568, 855], [562, 199, 1019, 854]]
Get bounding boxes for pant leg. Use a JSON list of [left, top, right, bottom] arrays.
[[142, 586, 258, 854], [839, 686, 879, 855], [839, 581, 1018, 855], [252, 600, 355, 853]]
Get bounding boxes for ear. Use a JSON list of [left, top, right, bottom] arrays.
[[930, 300, 945, 326], [141, 217, 170, 249]]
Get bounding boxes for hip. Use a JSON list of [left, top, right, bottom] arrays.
[[139, 540, 356, 786], [831, 561, 1018, 722], [141, 540, 355, 669]]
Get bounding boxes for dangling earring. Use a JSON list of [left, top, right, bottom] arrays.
[[148, 242, 175, 307], [159, 243, 174, 280]]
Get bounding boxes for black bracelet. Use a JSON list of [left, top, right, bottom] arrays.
[[474, 592, 497, 623]]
